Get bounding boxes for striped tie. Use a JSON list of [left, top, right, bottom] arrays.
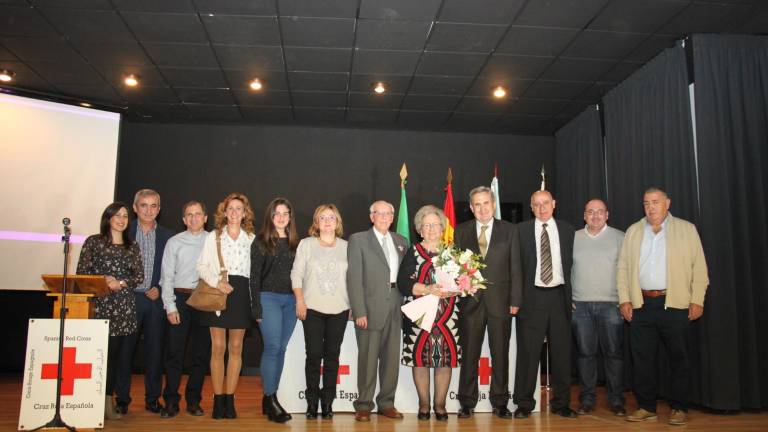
[[540, 223, 553, 284]]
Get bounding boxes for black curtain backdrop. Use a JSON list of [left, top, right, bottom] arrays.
[[603, 44, 698, 230], [692, 34, 768, 410], [554, 104, 605, 226]]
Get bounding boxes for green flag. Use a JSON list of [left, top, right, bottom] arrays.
[[396, 163, 410, 243]]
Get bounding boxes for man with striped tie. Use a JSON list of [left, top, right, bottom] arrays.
[[513, 190, 576, 419]]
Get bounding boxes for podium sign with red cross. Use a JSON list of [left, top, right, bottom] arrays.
[[18, 318, 108, 430]]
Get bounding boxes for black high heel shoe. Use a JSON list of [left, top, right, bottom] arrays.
[[418, 404, 431, 420], [434, 409, 449, 421]]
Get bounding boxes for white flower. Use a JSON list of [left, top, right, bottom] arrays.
[[458, 249, 473, 265], [431, 256, 439, 264], [440, 248, 453, 260], [474, 270, 484, 281], [442, 260, 461, 278]]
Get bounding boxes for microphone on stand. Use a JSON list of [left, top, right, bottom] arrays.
[[62, 217, 71, 239]]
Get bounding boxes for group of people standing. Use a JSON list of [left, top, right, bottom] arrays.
[[76, 184, 708, 427]]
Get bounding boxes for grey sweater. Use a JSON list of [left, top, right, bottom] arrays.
[[571, 226, 624, 302]]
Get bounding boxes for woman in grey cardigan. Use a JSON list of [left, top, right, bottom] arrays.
[[292, 204, 349, 420]]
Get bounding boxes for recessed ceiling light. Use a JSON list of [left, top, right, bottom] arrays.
[[249, 78, 263, 91], [492, 86, 507, 98], [373, 82, 387, 94], [0, 69, 15, 82], [124, 74, 139, 87], [80, 102, 92, 107]]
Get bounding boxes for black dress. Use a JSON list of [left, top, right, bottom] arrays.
[[76, 235, 143, 337], [397, 242, 461, 368]]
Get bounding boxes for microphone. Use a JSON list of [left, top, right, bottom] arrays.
[[62, 217, 71, 237]]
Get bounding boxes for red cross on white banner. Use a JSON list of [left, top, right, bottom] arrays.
[[478, 357, 493, 385], [40, 347, 92, 396]]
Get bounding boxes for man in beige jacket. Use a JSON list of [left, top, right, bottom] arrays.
[[617, 187, 708, 426]]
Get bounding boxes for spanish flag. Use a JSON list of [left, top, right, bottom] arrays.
[[442, 168, 457, 245]]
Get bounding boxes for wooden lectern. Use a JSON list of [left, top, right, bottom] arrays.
[[42, 274, 110, 319]]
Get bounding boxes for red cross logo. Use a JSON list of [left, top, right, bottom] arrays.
[[320, 364, 350, 384], [41, 347, 92, 396], [478, 357, 492, 385]]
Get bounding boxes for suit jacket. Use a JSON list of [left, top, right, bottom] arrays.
[[346, 228, 408, 331], [128, 220, 174, 290], [454, 219, 522, 318], [517, 218, 575, 319]]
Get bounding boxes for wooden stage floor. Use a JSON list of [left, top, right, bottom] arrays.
[[2, 375, 765, 431]]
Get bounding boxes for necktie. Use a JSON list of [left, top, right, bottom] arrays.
[[478, 225, 488, 258], [381, 235, 391, 268], [540, 223, 553, 284]]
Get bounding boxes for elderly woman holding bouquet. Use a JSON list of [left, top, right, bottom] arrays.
[[396, 205, 462, 421]]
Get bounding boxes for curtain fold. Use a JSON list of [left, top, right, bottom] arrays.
[[691, 33, 768, 410], [603, 44, 698, 230], [554, 105, 605, 226]]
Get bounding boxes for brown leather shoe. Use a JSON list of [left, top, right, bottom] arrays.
[[354, 410, 371, 422], [377, 407, 404, 419]]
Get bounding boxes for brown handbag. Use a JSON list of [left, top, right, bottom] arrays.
[[187, 231, 228, 312]]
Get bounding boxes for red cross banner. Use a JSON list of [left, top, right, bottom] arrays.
[[278, 319, 539, 413], [18, 318, 108, 430]]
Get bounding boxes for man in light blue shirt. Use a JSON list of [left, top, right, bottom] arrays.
[[159, 201, 211, 418]]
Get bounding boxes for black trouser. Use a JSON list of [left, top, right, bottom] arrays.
[[630, 296, 690, 412], [457, 302, 512, 408], [106, 335, 125, 396], [162, 292, 211, 407], [116, 293, 166, 405], [514, 286, 571, 411], [302, 308, 348, 403]]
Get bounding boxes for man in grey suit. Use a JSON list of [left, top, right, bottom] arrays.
[[347, 200, 409, 422], [454, 186, 522, 419]]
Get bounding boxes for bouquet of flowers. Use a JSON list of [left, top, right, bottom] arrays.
[[431, 243, 488, 297], [401, 243, 488, 331]]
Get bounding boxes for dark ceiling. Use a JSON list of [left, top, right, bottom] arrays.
[[1, 0, 766, 135]]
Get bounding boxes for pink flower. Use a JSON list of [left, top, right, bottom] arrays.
[[457, 275, 471, 292]]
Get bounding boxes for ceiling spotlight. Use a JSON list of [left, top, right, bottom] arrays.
[[373, 82, 387, 95], [249, 78, 263, 91], [0, 69, 16, 82], [124, 74, 139, 87], [80, 102, 92, 108], [492, 86, 507, 98]]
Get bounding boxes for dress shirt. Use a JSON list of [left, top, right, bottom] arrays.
[[475, 218, 495, 242], [534, 218, 565, 287], [134, 222, 156, 292], [373, 229, 399, 283], [160, 230, 207, 313], [639, 217, 668, 291]]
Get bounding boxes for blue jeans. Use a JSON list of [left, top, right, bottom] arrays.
[[259, 292, 297, 395], [571, 301, 625, 408]]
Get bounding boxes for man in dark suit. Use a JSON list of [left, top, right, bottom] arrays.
[[347, 200, 408, 422], [513, 190, 577, 418], [116, 189, 174, 415], [454, 186, 522, 419]]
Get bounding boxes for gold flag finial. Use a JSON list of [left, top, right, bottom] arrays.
[[400, 163, 408, 187], [446, 167, 453, 184], [540, 164, 546, 191]]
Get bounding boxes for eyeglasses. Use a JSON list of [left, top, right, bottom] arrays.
[[319, 215, 337, 222], [422, 223, 442, 230], [585, 209, 606, 216], [372, 211, 394, 217]]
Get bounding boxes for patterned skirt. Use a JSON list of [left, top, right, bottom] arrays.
[[401, 296, 461, 368]]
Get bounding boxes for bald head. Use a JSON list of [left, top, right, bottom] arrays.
[[531, 190, 556, 221]]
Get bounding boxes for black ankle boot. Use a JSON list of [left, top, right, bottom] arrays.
[[224, 394, 237, 419], [306, 399, 318, 419], [321, 400, 333, 419], [264, 394, 291, 423], [212, 394, 225, 419]]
